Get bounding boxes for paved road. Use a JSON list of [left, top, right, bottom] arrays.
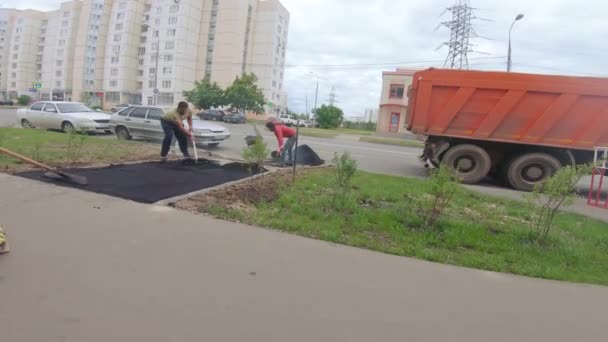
[[1, 174, 606, 342], [2, 109, 607, 221]]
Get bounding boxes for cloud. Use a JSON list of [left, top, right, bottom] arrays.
[[6, 0, 608, 117]]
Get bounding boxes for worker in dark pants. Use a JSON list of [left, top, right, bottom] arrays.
[[266, 120, 297, 166], [160, 101, 193, 162]]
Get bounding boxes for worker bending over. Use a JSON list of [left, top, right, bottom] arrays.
[[266, 120, 297, 166], [160, 101, 194, 162]]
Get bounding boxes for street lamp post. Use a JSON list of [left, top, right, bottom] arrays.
[[507, 14, 524, 72]]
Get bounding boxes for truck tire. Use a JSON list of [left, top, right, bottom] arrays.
[[506, 153, 561, 192], [442, 144, 491, 184]]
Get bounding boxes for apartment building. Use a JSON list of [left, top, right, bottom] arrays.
[[72, 0, 115, 106], [0, 0, 289, 113], [0, 9, 16, 100]]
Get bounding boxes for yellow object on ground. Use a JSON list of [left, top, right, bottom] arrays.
[[0, 224, 9, 254]]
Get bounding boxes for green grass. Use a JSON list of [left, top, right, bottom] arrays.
[[298, 128, 338, 139], [0, 128, 156, 169], [360, 136, 424, 148], [205, 170, 608, 286]]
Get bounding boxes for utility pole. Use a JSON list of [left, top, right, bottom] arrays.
[[313, 79, 318, 116], [154, 35, 160, 105]]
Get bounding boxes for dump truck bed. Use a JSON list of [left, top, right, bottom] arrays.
[[407, 68, 608, 150]]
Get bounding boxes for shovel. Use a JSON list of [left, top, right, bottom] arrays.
[[0, 147, 88, 186], [191, 135, 198, 163]]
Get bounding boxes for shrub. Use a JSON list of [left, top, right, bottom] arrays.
[[17, 95, 31, 106], [242, 125, 269, 173], [526, 165, 592, 243], [425, 166, 461, 230]]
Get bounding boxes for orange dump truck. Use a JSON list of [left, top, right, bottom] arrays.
[[408, 68, 608, 191]]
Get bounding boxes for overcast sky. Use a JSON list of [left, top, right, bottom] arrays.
[[6, 0, 608, 117]]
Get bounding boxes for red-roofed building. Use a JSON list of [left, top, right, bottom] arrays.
[[377, 68, 418, 135]]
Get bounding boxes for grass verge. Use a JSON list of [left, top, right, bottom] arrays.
[[360, 136, 424, 148], [177, 169, 608, 286], [298, 128, 338, 139], [0, 128, 158, 171]]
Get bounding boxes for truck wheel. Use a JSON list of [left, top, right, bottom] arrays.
[[506, 153, 561, 192], [442, 144, 491, 184]]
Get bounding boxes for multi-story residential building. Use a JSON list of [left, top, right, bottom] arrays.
[[72, 0, 115, 106], [250, 0, 289, 113], [40, 1, 83, 101], [0, 9, 16, 100], [0, 0, 289, 113], [7, 9, 45, 100]]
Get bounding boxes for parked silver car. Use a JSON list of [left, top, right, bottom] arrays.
[[17, 101, 111, 134], [109, 106, 231, 146]]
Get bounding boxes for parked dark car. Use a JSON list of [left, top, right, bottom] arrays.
[[0, 100, 14, 105], [198, 109, 226, 121], [111, 104, 130, 113], [224, 112, 247, 124]]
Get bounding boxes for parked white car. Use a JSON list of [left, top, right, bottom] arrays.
[[109, 105, 231, 146], [278, 114, 298, 127], [17, 101, 112, 134]]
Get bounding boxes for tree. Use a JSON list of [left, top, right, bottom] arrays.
[[183, 78, 226, 110], [17, 95, 31, 106], [225, 73, 266, 114], [315, 105, 344, 129]]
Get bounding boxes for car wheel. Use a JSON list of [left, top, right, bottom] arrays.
[[61, 121, 75, 133], [442, 144, 492, 184], [21, 119, 34, 128], [116, 126, 132, 140]]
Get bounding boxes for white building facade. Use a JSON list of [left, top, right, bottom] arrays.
[[0, 0, 289, 113]]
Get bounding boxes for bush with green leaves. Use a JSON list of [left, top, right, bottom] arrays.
[[65, 130, 89, 165], [526, 164, 592, 244], [315, 105, 344, 129], [242, 125, 269, 173], [332, 152, 357, 190], [17, 95, 31, 106], [425, 166, 461, 230]]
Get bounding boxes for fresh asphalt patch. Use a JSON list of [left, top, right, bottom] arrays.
[[17, 160, 258, 204]]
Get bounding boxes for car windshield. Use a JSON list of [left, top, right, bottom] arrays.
[[56, 103, 94, 113]]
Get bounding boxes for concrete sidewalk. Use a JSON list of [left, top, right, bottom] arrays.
[[0, 174, 606, 342]]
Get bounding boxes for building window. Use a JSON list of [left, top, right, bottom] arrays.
[[13, 45, 18, 50], [119, 1, 127, 9], [10, 82, 15, 88], [115, 23, 123, 31], [150, 55, 158, 62], [151, 43, 158, 51], [63, 11, 70, 17], [163, 67, 172, 74], [170, 4, 179, 13], [62, 20, 69, 27], [140, 36, 147, 43], [117, 13, 124, 20], [155, 18, 160, 26], [137, 70, 143, 76], [57, 50, 64, 56], [138, 47, 146, 55], [111, 68, 118, 76], [149, 67, 156, 75], [12, 53, 17, 59], [153, 30, 159, 38], [165, 41, 174, 49], [164, 54, 173, 62], [110, 80, 117, 87], [168, 17, 177, 25], [56, 81, 62, 88], [58, 39, 65, 47], [139, 58, 144, 66], [162, 80, 171, 88], [111, 56, 119, 64], [167, 29, 176, 36], [114, 34, 121, 42], [389, 84, 405, 99], [56, 70, 63, 77], [148, 80, 156, 88]]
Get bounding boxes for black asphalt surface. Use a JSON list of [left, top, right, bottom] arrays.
[[17, 160, 255, 204]]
